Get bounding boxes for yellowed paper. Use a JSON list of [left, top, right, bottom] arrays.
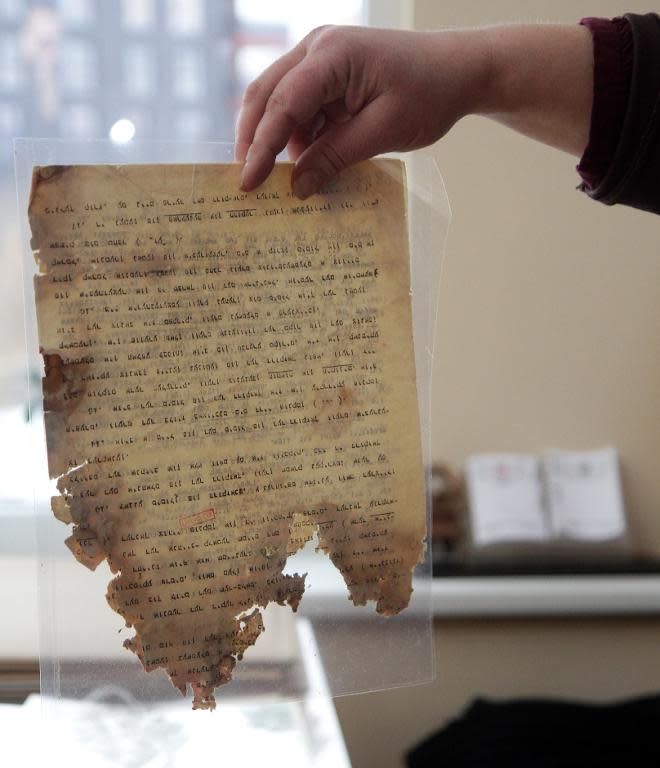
[[29, 161, 426, 709]]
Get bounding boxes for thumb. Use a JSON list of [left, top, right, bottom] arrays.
[[291, 97, 391, 199]]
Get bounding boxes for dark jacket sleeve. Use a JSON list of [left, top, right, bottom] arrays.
[[587, 12, 660, 214]]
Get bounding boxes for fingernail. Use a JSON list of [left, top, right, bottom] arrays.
[[234, 140, 247, 163], [239, 159, 252, 190], [234, 111, 244, 146], [293, 170, 321, 200]]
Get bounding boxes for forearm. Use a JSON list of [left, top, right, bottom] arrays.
[[464, 24, 594, 157]]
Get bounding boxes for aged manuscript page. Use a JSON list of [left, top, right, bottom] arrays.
[[29, 161, 426, 709]]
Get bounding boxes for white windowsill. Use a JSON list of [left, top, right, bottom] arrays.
[[4, 554, 660, 662], [430, 575, 660, 617]]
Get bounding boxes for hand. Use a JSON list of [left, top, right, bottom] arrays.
[[235, 25, 493, 198]]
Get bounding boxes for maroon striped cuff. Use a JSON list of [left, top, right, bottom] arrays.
[[577, 16, 633, 190]]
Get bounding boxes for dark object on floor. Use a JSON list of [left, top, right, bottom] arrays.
[[407, 695, 660, 767]]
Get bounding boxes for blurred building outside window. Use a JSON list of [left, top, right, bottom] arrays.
[[124, 42, 155, 99], [56, 0, 94, 27], [166, 0, 204, 37], [120, 0, 156, 32], [172, 46, 204, 100]]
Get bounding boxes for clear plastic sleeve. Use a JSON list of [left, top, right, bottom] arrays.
[[14, 139, 450, 727]]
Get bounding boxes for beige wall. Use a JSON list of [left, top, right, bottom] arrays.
[[419, 0, 660, 552], [334, 4, 660, 767]]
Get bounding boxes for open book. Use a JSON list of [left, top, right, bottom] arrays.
[[466, 447, 627, 547]]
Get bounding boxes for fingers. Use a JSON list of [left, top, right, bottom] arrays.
[[287, 98, 352, 161], [237, 27, 389, 195], [235, 44, 306, 163], [239, 56, 347, 192], [291, 96, 392, 198], [286, 112, 327, 162]]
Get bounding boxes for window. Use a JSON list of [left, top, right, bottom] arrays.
[[120, 0, 155, 32], [236, 44, 287, 88], [124, 43, 155, 100], [56, 0, 94, 27], [121, 105, 154, 137], [166, 0, 204, 37], [235, 0, 365, 44], [0, 102, 22, 134], [0, 0, 23, 22], [61, 102, 98, 137], [174, 108, 208, 140], [0, 34, 22, 91], [171, 47, 204, 101], [60, 38, 97, 94]]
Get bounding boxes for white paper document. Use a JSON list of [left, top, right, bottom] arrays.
[[466, 454, 549, 546], [543, 447, 626, 541]]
